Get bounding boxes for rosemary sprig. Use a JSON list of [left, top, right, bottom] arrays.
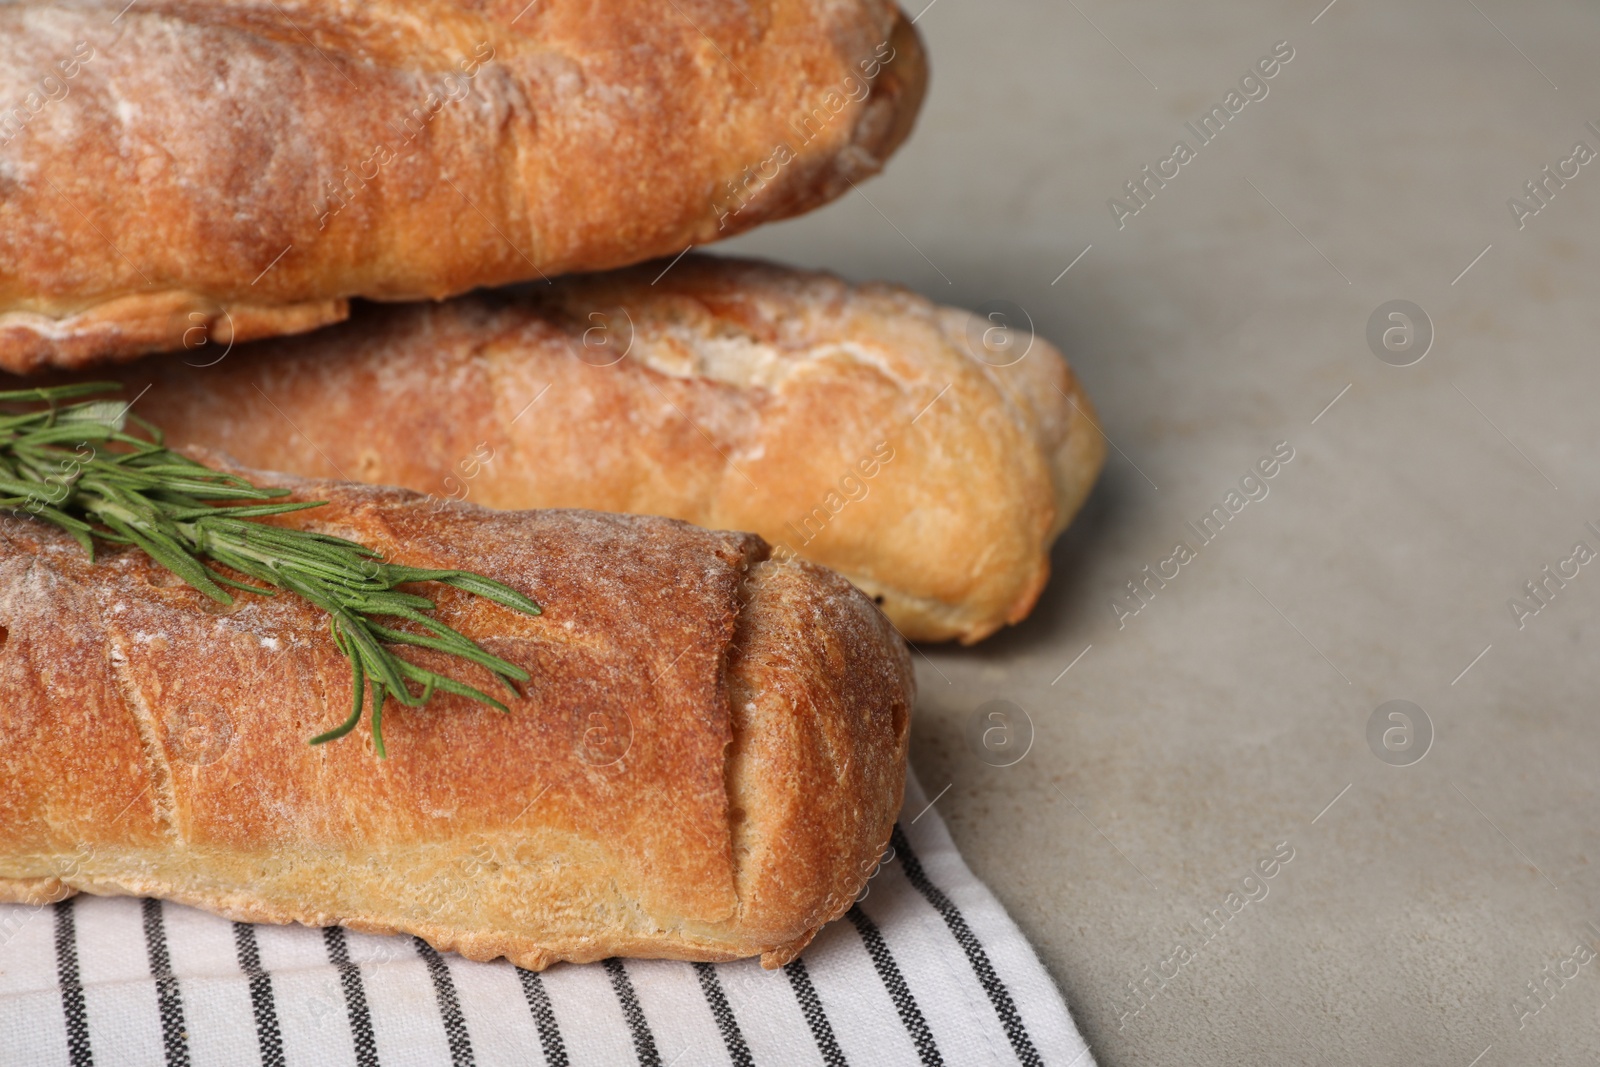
[[0, 383, 540, 757]]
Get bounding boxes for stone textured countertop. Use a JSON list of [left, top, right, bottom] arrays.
[[726, 1, 1600, 1063]]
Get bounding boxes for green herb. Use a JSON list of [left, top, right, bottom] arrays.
[[0, 382, 540, 757]]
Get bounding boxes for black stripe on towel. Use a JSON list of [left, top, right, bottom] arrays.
[[891, 825, 1044, 1067], [516, 967, 570, 1067], [324, 926, 380, 1067], [783, 957, 847, 1067], [141, 899, 191, 1067], [603, 957, 662, 1067], [847, 905, 942, 1066], [692, 962, 754, 1067], [232, 924, 285, 1067], [53, 898, 93, 1067], [414, 938, 476, 1067]]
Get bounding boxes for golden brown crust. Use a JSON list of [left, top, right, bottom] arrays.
[[726, 557, 912, 965], [86, 255, 1104, 643], [0, 0, 925, 371], [0, 472, 912, 967]]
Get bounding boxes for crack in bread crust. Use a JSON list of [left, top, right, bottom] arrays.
[[724, 557, 912, 966], [105, 631, 181, 846]]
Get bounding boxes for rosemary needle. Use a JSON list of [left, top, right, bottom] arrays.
[[0, 383, 541, 757]]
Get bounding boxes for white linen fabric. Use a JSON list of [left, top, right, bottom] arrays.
[[0, 771, 1094, 1066]]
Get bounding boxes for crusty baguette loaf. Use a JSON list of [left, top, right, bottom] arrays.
[[0, 470, 913, 969], [95, 255, 1106, 644], [0, 0, 926, 371]]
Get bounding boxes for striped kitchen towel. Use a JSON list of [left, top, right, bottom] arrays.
[[0, 771, 1093, 1066]]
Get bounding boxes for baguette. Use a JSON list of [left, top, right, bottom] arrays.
[[0, 470, 913, 969], [98, 255, 1106, 644], [0, 0, 926, 371]]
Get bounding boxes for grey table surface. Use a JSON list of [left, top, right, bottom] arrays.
[[723, 1, 1600, 1064]]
